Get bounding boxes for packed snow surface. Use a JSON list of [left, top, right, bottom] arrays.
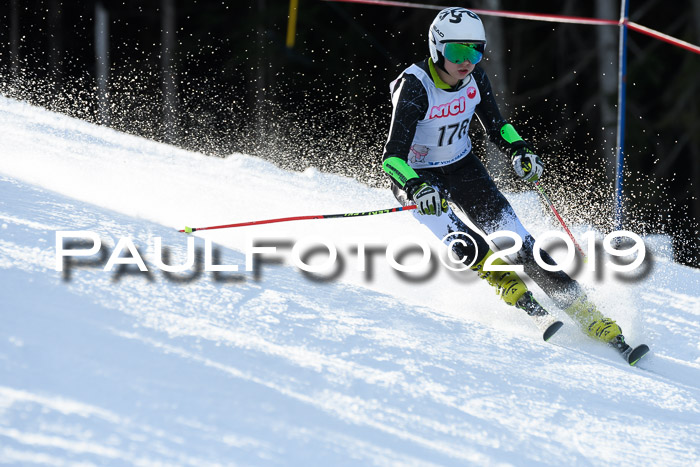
[[1, 96, 699, 466]]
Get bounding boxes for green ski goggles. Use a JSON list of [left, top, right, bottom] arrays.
[[442, 42, 485, 65]]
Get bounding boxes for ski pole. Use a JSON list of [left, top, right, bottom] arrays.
[[534, 181, 587, 261], [179, 205, 417, 233]]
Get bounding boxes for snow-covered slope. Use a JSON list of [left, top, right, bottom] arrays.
[[1, 96, 699, 466]]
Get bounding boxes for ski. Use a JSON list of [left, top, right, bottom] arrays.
[[515, 291, 564, 342], [626, 344, 650, 365], [610, 335, 650, 366], [534, 315, 564, 342], [514, 292, 650, 361]]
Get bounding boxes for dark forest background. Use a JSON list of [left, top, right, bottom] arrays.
[[1, 0, 698, 267]]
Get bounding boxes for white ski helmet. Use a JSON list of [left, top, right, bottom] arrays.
[[429, 7, 486, 66]]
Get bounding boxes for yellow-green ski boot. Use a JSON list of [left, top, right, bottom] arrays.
[[564, 296, 622, 343], [565, 296, 650, 365], [472, 250, 563, 341]]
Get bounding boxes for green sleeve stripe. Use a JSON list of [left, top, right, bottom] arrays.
[[382, 157, 419, 187], [500, 124, 523, 144]]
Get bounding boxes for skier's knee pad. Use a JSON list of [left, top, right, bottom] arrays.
[[412, 207, 489, 267], [450, 230, 489, 267]]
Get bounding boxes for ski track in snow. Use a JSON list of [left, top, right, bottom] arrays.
[[1, 96, 699, 466]]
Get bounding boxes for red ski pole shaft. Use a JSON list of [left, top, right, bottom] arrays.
[[534, 181, 587, 261], [179, 205, 417, 233]]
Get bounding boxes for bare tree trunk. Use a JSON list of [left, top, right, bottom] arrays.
[[9, 0, 20, 80], [255, 0, 267, 151], [48, 0, 63, 93], [480, 0, 510, 183], [94, 1, 110, 125], [691, 0, 700, 247], [595, 0, 618, 184], [161, 0, 178, 144], [481, 0, 508, 112]]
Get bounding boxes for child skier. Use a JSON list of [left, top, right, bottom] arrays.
[[382, 7, 645, 363]]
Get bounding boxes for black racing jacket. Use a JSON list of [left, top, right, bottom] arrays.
[[382, 59, 515, 170]]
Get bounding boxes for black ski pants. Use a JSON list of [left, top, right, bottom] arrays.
[[392, 152, 582, 309]]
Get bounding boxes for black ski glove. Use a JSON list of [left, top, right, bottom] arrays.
[[406, 179, 448, 216], [511, 141, 543, 183]]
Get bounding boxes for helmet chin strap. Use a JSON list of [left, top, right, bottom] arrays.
[[435, 53, 447, 72]]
